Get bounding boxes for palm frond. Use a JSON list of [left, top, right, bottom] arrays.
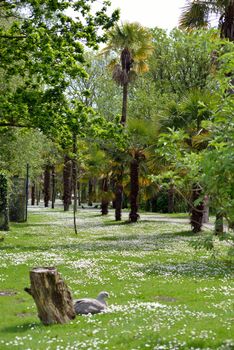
[[180, 1, 211, 28]]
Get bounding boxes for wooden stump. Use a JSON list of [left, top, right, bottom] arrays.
[[25, 267, 76, 325]]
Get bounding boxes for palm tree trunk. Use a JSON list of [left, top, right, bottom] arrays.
[[115, 183, 123, 221], [168, 183, 175, 213], [129, 158, 140, 222], [221, 2, 234, 41], [44, 165, 51, 208], [190, 184, 204, 233], [121, 82, 128, 125], [63, 155, 72, 211], [101, 177, 109, 215], [88, 179, 93, 206]]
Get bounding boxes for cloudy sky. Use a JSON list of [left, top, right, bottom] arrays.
[[108, 0, 187, 30]]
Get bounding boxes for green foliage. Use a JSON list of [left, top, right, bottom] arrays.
[[0, 0, 119, 132], [149, 28, 218, 95], [0, 129, 57, 180]]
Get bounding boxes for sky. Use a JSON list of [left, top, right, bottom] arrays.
[[108, 0, 187, 30]]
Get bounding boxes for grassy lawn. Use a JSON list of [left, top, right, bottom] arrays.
[[0, 206, 233, 350]]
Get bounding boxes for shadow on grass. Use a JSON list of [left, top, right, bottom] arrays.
[[0, 230, 197, 253], [0, 321, 41, 334]]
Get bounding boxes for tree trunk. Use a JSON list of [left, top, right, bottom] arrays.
[[221, 2, 234, 41], [168, 183, 175, 213], [101, 177, 109, 215], [88, 179, 93, 206], [190, 184, 204, 233], [72, 133, 78, 234], [63, 155, 72, 211], [202, 195, 209, 224], [115, 182, 123, 221], [51, 165, 56, 209], [31, 183, 35, 206], [129, 158, 140, 222], [36, 184, 41, 206], [44, 165, 51, 208], [77, 181, 81, 206], [0, 174, 9, 231], [215, 212, 224, 235], [121, 82, 128, 125], [24, 267, 75, 325]]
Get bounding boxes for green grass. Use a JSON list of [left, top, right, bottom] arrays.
[[0, 206, 233, 350]]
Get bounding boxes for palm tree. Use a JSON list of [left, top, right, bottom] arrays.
[[102, 22, 153, 220], [180, 1, 234, 233], [102, 22, 153, 125], [180, 0, 234, 41], [127, 118, 160, 222]]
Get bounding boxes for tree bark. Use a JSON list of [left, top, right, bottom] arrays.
[[121, 82, 128, 125], [88, 179, 93, 206], [101, 177, 109, 215], [31, 183, 35, 206], [129, 158, 140, 222], [44, 165, 51, 208], [72, 133, 78, 235], [0, 174, 9, 231], [202, 195, 209, 223], [36, 184, 41, 206], [168, 183, 175, 213], [51, 165, 56, 209], [63, 155, 72, 211], [115, 183, 123, 221], [24, 267, 75, 325], [190, 184, 204, 233]]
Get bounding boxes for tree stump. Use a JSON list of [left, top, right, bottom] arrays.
[[25, 267, 76, 325]]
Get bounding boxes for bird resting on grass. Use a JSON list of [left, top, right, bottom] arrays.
[[74, 291, 109, 315]]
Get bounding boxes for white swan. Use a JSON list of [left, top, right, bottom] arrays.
[[74, 291, 109, 315]]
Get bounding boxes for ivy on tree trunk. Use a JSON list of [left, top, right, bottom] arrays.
[[0, 174, 9, 231]]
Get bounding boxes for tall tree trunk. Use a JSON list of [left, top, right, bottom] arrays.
[[36, 182, 41, 206], [0, 174, 9, 231], [101, 177, 109, 215], [31, 183, 35, 206], [63, 155, 72, 212], [190, 184, 204, 233], [72, 133, 78, 234], [129, 157, 140, 223], [51, 165, 56, 209], [115, 165, 124, 221], [121, 82, 128, 125], [88, 179, 93, 206], [77, 181, 81, 206], [202, 195, 209, 224], [115, 182, 123, 221], [168, 183, 175, 213], [44, 165, 51, 208]]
